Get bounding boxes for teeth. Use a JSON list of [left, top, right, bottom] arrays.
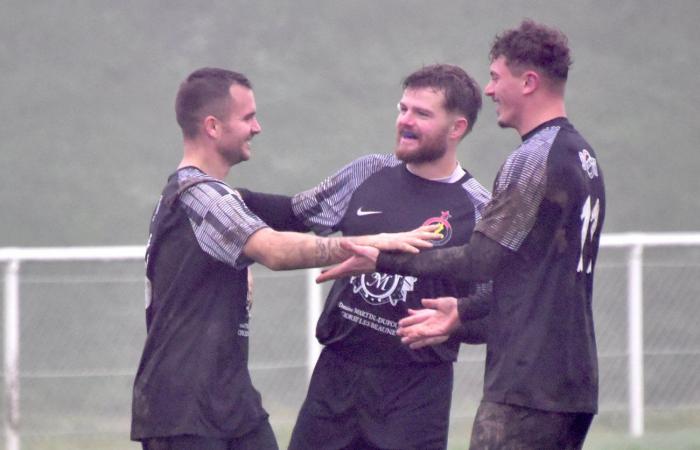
[[401, 131, 418, 139]]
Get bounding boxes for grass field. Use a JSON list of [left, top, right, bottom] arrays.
[[13, 429, 700, 450], [13, 411, 700, 450]]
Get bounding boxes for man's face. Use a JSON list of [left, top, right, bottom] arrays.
[[394, 87, 454, 164], [484, 56, 524, 130], [217, 84, 262, 165]]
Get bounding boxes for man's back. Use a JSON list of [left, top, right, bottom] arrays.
[[476, 117, 605, 413]]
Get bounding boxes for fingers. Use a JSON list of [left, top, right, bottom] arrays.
[[415, 224, 441, 234], [421, 298, 441, 309], [393, 243, 420, 254], [408, 237, 435, 248], [340, 240, 358, 252], [398, 309, 434, 329], [407, 335, 449, 349], [315, 264, 346, 283]]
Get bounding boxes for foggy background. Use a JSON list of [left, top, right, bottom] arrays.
[[3, 0, 699, 248]]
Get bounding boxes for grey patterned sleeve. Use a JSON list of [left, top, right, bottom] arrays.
[[474, 127, 558, 251], [291, 154, 399, 235], [179, 180, 268, 269]]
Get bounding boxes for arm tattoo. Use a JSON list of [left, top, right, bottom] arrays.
[[376, 232, 509, 283], [314, 237, 345, 265]]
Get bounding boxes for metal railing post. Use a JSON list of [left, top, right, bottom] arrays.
[[627, 244, 644, 436], [4, 260, 21, 450], [305, 268, 323, 380]]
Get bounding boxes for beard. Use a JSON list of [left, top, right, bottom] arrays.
[[395, 136, 448, 164]]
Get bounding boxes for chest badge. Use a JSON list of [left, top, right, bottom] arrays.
[[422, 211, 452, 246]]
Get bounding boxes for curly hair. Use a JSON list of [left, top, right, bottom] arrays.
[[175, 68, 252, 139], [403, 64, 482, 134], [489, 20, 572, 83]]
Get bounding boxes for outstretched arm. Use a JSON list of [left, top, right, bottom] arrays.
[[316, 232, 509, 283], [377, 232, 507, 282], [243, 225, 438, 271]]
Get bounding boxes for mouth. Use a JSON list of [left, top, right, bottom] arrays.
[[398, 129, 419, 142]]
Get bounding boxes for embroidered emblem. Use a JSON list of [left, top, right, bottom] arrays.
[[350, 273, 416, 306], [579, 149, 599, 179]]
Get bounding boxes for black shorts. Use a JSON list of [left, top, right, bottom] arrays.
[[140, 418, 278, 450], [288, 347, 453, 450], [469, 401, 594, 450]]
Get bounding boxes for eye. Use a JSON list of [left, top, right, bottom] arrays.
[[414, 109, 432, 118]]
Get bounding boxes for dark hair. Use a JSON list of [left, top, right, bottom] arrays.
[[402, 64, 482, 134], [489, 19, 572, 83], [175, 68, 252, 138]]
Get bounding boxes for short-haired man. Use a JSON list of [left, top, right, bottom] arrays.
[[319, 21, 606, 450], [130, 68, 436, 450], [240, 64, 492, 450]]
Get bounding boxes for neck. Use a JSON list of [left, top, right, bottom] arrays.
[[179, 140, 230, 180], [517, 98, 566, 137], [406, 148, 459, 180]]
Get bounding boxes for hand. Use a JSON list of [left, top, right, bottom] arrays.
[[316, 241, 378, 283], [397, 297, 461, 349], [369, 224, 441, 254]]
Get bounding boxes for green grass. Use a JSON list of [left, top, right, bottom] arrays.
[[15, 419, 700, 450]]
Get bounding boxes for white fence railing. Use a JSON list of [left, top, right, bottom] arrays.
[[1, 233, 700, 449]]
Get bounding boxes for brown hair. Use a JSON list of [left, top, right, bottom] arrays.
[[403, 64, 482, 134], [175, 68, 252, 139], [490, 20, 572, 84]]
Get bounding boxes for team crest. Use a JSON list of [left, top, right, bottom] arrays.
[[350, 273, 417, 306], [422, 211, 452, 246], [579, 149, 599, 179]]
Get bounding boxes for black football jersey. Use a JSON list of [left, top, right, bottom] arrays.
[[292, 154, 492, 365], [475, 117, 605, 413], [132, 167, 269, 440]]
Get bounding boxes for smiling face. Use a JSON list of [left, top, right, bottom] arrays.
[[484, 56, 526, 131], [394, 87, 455, 164], [216, 84, 262, 165]]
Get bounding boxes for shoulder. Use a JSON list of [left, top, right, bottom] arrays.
[[175, 168, 239, 208], [345, 153, 401, 171], [461, 177, 492, 205]]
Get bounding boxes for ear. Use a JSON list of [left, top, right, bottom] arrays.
[[522, 71, 540, 95], [451, 117, 469, 140], [203, 115, 220, 139]]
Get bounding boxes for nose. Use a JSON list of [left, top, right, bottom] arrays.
[[396, 110, 414, 128], [484, 81, 495, 98], [251, 118, 262, 135]]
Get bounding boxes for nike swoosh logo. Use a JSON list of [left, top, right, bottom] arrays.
[[356, 207, 383, 216]]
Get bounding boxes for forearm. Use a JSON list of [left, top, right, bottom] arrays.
[[451, 282, 492, 344], [452, 316, 489, 344], [246, 228, 351, 271], [376, 232, 506, 283], [457, 282, 492, 321]]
